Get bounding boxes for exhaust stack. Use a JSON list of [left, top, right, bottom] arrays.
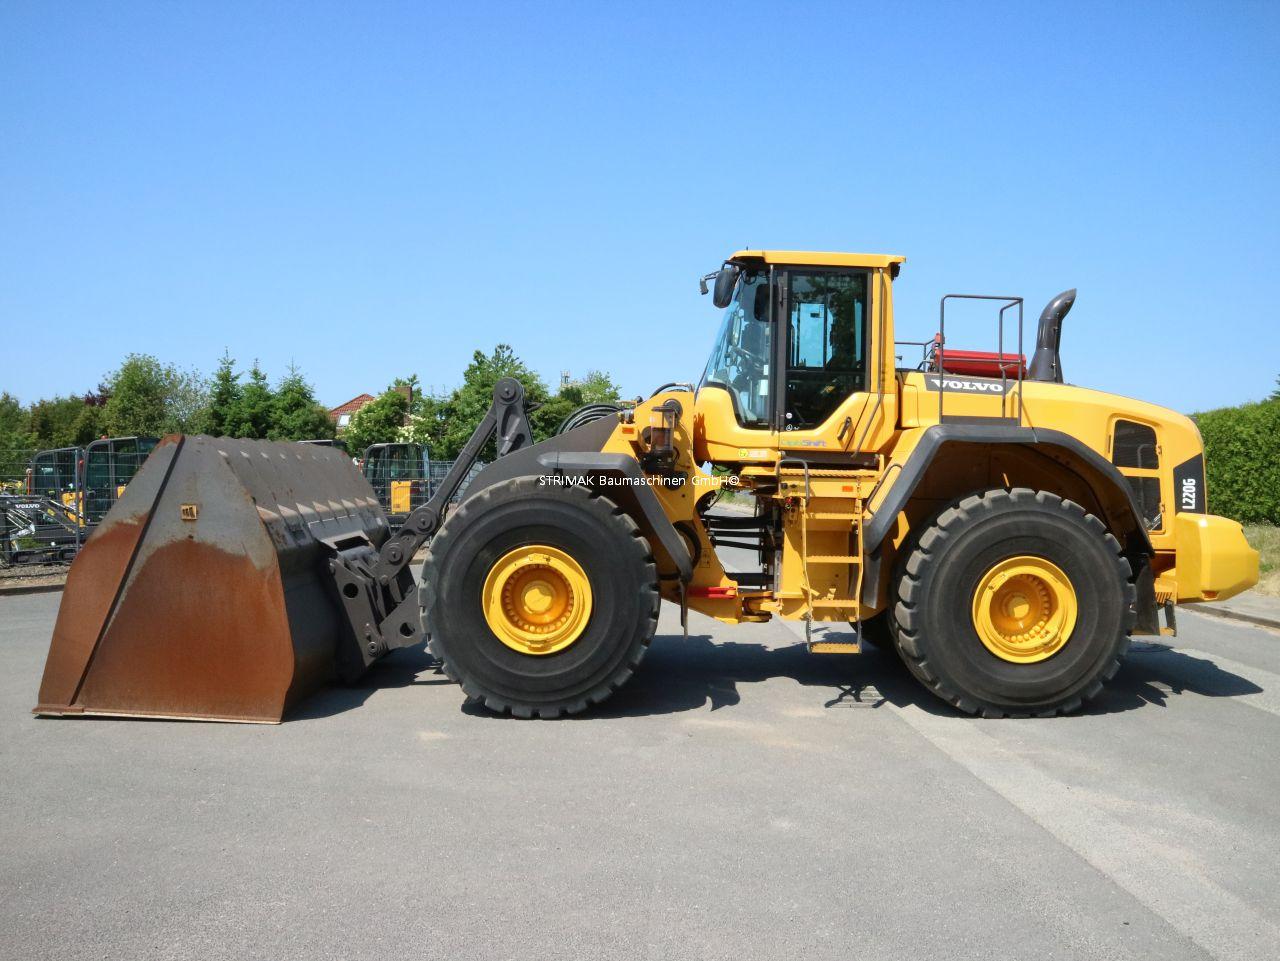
[[1028, 289, 1076, 383]]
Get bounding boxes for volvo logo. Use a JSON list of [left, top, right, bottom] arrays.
[[924, 375, 1007, 394]]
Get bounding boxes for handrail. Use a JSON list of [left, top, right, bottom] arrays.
[[937, 294, 1024, 425]]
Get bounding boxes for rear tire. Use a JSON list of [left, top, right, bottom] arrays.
[[421, 477, 659, 718], [893, 488, 1135, 717]]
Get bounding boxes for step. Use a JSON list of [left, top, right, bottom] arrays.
[[809, 598, 860, 609], [809, 640, 862, 654], [806, 555, 860, 564]]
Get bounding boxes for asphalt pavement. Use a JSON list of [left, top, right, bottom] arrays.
[[2, 587, 1279, 961]]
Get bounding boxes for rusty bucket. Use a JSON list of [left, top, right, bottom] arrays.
[[34, 435, 390, 723]]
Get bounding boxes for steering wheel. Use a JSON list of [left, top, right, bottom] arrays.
[[728, 342, 765, 368]]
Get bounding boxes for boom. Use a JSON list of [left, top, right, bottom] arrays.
[[325, 379, 533, 678]]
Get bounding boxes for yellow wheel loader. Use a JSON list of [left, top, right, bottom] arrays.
[[34, 251, 1260, 722]]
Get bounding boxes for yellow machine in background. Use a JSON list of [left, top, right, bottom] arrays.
[[361, 442, 429, 526], [35, 251, 1258, 723], [27, 437, 158, 527]]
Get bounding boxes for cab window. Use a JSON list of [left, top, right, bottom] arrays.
[[111, 438, 148, 485], [784, 270, 868, 430], [364, 449, 390, 483], [84, 448, 110, 491], [31, 450, 77, 494], [700, 271, 773, 427]]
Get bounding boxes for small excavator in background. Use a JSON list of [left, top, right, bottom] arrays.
[[26, 436, 158, 526], [360, 442, 429, 528]]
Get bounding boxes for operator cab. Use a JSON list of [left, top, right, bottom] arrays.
[[696, 250, 903, 460], [27, 447, 80, 498]]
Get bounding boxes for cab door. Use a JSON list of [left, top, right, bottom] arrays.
[[772, 266, 896, 457]]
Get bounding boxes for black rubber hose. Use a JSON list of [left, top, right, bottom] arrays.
[[649, 382, 694, 397], [555, 403, 623, 435]]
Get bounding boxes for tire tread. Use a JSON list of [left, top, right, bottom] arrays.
[[892, 487, 1136, 718], [422, 478, 659, 718]]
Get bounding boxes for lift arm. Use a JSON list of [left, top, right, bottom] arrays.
[[324, 378, 533, 679]]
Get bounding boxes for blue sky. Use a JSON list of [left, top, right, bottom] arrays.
[[2, 1, 1277, 413]]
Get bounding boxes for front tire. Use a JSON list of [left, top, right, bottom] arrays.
[[421, 477, 659, 718], [893, 488, 1135, 717]]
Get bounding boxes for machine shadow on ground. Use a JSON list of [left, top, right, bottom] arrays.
[[290, 634, 1265, 722], [1085, 642, 1264, 714], [288, 649, 455, 720]]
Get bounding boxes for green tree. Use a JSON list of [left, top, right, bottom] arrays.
[[400, 348, 622, 459], [225, 361, 275, 439], [530, 369, 624, 437], [270, 364, 335, 441], [345, 388, 410, 455], [104, 355, 166, 435], [1272, 374, 1279, 401], [574, 370, 622, 404], [101, 353, 208, 437], [0, 392, 36, 477], [167, 368, 210, 433], [27, 395, 103, 448], [397, 393, 449, 449], [199, 351, 242, 436], [0, 392, 28, 437], [392, 374, 426, 417], [1193, 397, 1280, 524], [402, 345, 551, 460]]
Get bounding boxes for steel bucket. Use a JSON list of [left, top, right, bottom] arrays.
[[34, 435, 389, 723]]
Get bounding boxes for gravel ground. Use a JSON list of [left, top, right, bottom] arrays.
[[0, 562, 68, 591]]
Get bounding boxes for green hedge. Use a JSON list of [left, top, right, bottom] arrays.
[[1192, 398, 1280, 524]]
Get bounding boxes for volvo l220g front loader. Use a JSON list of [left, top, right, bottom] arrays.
[[34, 250, 1260, 722]]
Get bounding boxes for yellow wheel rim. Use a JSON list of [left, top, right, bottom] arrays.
[[482, 545, 592, 656], [971, 555, 1078, 663]]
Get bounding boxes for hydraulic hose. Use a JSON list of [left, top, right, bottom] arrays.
[[555, 403, 623, 435]]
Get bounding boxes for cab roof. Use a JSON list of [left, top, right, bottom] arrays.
[[730, 250, 906, 269]]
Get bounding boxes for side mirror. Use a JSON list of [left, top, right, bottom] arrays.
[[712, 265, 740, 309]]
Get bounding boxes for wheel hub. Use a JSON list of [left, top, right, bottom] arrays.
[[971, 555, 1077, 663], [482, 545, 592, 655]]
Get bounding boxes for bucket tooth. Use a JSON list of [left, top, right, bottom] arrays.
[[34, 435, 390, 723]]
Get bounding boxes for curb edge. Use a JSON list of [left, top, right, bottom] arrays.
[[1185, 604, 1280, 633], [0, 582, 67, 597]]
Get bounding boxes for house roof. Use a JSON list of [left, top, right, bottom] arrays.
[[329, 393, 375, 419]]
